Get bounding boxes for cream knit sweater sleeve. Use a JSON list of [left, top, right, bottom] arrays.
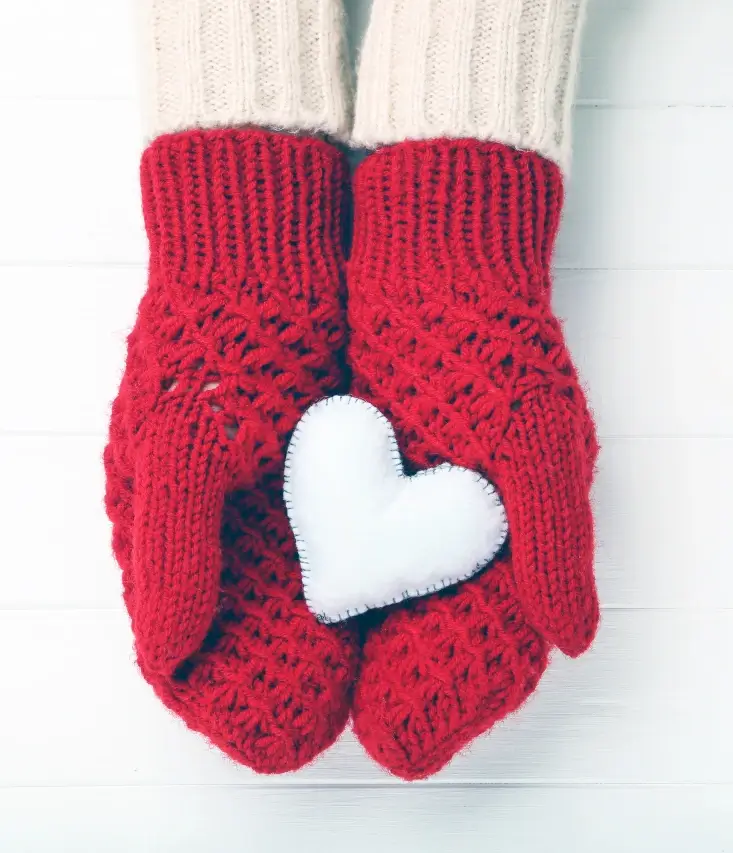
[[139, 0, 350, 141], [352, 0, 587, 171]]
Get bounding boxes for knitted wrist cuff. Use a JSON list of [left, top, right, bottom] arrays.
[[351, 140, 563, 294], [352, 0, 586, 172], [139, 0, 350, 142], [141, 129, 347, 290]]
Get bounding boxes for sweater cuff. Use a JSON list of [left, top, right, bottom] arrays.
[[352, 0, 586, 173], [138, 0, 351, 142]]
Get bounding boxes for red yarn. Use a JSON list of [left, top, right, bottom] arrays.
[[104, 129, 359, 773], [348, 140, 599, 779], [353, 555, 549, 780]]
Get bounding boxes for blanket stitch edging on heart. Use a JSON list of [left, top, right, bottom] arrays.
[[283, 395, 509, 624]]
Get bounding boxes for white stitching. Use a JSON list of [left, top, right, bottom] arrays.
[[283, 395, 509, 625]]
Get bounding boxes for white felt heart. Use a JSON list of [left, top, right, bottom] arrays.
[[283, 396, 508, 624]]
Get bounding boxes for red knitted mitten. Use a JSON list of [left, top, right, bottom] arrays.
[[104, 129, 359, 773], [347, 140, 599, 779]]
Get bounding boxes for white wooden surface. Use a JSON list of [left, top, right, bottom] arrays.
[[1, 0, 732, 849]]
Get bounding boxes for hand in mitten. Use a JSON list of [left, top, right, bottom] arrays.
[[105, 129, 359, 772], [341, 0, 597, 779], [346, 140, 598, 779]]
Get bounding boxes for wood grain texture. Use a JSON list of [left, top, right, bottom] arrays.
[[2, 103, 732, 269], [0, 102, 145, 265], [554, 271, 733, 437], [578, 0, 733, 105], [0, 1, 135, 99], [1, 610, 731, 786], [1, 786, 731, 853], [0, 267, 144, 435], [2, 268, 731, 436], [1, 436, 731, 611], [555, 108, 733, 268], [4, 0, 733, 105], [1, 0, 732, 849]]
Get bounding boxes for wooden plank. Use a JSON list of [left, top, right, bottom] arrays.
[[0, 610, 729, 785], [554, 270, 733, 437], [0, 436, 121, 609], [556, 107, 733, 269], [0, 101, 145, 266], [592, 438, 733, 609], [1, 103, 731, 269], [0, 267, 143, 436], [1, 436, 732, 611], [578, 0, 733, 105], [2, 0, 731, 846], [2, 267, 732, 437], [1, 784, 731, 853], [3, 0, 733, 107], [0, 1, 135, 99]]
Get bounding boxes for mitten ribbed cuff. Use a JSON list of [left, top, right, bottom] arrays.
[[139, 0, 350, 142], [141, 129, 347, 292], [352, 0, 586, 172], [351, 140, 563, 295]]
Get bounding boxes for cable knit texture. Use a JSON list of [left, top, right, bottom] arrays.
[[352, 0, 586, 171], [139, 0, 350, 141], [104, 129, 359, 773], [348, 140, 599, 778]]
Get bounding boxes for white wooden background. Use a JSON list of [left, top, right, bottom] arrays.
[[1, 0, 732, 849]]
